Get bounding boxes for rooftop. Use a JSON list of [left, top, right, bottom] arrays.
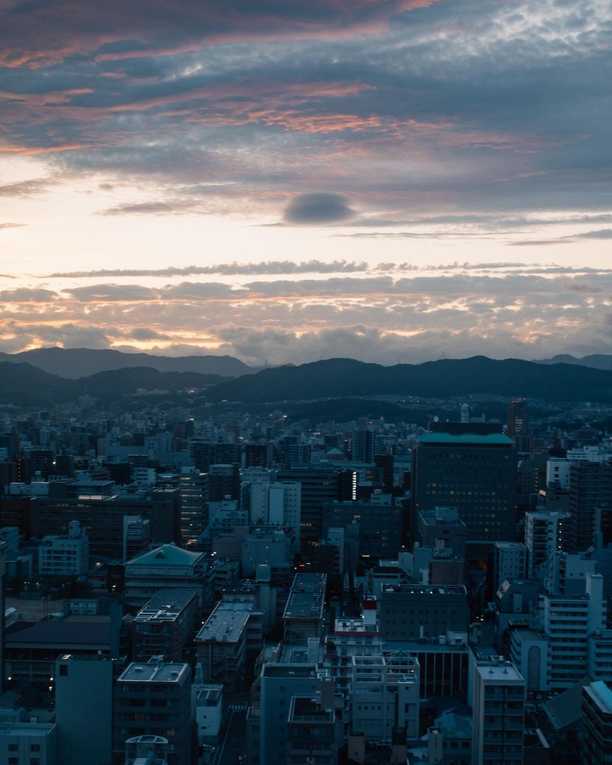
[[0, 722, 56, 737], [586, 680, 612, 713], [118, 661, 189, 684], [283, 572, 326, 621], [135, 588, 198, 623], [418, 432, 513, 446], [127, 544, 204, 568], [476, 661, 525, 684], [196, 603, 250, 643]]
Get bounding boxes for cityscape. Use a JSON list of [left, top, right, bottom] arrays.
[[2, 1, 612, 764]]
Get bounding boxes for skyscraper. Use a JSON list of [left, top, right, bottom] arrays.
[[412, 425, 516, 541]]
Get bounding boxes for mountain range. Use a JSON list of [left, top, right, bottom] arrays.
[[0, 347, 251, 378], [0, 363, 226, 406], [205, 356, 612, 404], [2, 348, 612, 406]]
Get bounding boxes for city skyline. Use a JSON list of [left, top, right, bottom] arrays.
[[1, 1, 612, 364]]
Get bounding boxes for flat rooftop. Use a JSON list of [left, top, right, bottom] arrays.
[[263, 664, 318, 679], [196, 605, 249, 644], [477, 662, 524, 684], [0, 722, 56, 737], [135, 588, 198, 623], [418, 432, 513, 446], [195, 686, 223, 706], [283, 572, 326, 621], [118, 662, 189, 684]]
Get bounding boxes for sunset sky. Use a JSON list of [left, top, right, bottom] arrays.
[[1, 0, 612, 365]]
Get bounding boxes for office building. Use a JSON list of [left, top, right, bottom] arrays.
[[113, 659, 192, 765], [525, 510, 570, 578], [322, 499, 403, 560], [283, 573, 327, 644], [133, 589, 199, 662], [260, 663, 323, 765], [471, 658, 526, 765], [123, 544, 210, 608], [379, 583, 469, 641], [412, 426, 516, 541], [196, 600, 249, 688], [417, 506, 468, 556], [494, 542, 527, 589], [350, 653, 420, 743], [569, 460, 612, 551], [38, 520, 89, 577], [287, 696, 338, 765], [277, 466, 357, 550]]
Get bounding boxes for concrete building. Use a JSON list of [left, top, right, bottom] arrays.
[[581, 680, 612, 765], [494, 542, 527, 589], [379, 583, 469, 641], [287, 696, 338, 765], [283, 572, 327, 644], [260, 662, 323, 765], [412, 427, 516, 542], [471, 658, 526, 765], [510, 629, 550, 693], [133, 589, 199, 662], [125, 735, 170, 765], [569, 460, 612, 552], [38, 520, 89, 577], [124, 544, 211, 608], [350, 653, 419, 743], [113, 659, 192, 765], [0, 722, 57, 765], [525, 510, 570, 578], [55, 654, 114, 765], [193, 685, 223, 744], [196, 601, 249, 688], [322, 499, 403, 560], [417, 506, 468, 556], [540, 572, 606, 690], [241, 527, 292, 577]]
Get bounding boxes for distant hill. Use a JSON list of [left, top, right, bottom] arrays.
[[206, 356, 612, 403], [0, 362, 227, 405], [539, 354, 612, 371], [0, 347, 251, 379]]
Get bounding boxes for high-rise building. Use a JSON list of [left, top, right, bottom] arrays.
[[569, 460, 612, 552], [507, 398, 529, 439], [352, 429, 375, 463], [277, 466, 357, 550], [412, 426, 516, 541], [525, 510, 570, 578], [471, 658, 526, 765]]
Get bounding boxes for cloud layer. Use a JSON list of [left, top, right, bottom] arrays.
[[1, 1, 612, 363]]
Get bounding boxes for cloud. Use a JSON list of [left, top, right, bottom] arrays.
[[47, 260, 370, 278], [284, 193, 355, 224], [97, 200, 200, 216], [0, 223, 25, 230], [0, 288, 57, 302], [0, 177, 55, 197]]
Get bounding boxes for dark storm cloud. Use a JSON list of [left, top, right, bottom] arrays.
[[284, 193, 355, 224]]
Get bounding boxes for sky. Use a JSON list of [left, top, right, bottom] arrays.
[[1, 0, 612, 366]]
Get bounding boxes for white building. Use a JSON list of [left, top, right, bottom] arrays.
[[524, 510, 570, 578], [546, 458, 571, 490], [38, 520, 89, 577], [350, 653, 420, 743]]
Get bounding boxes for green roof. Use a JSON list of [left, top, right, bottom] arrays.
[[418, 432, 513, 446], [127, 544, 203, 567]]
